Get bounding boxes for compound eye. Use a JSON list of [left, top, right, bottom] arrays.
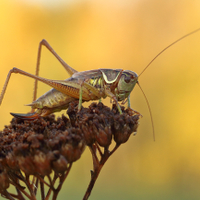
[[124, 75, 131, 83]]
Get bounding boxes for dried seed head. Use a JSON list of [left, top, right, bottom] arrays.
[[52, 154, 69, 173], [68, 102, 140, 147], [61, 140, 85, 163], [0, 102, 140, 197], [33, 151, 53, 176], [6, 152, 19, 171], [0, 113, 85, 185], [18, 155, 36, 176], [113, 114, 139, 145]]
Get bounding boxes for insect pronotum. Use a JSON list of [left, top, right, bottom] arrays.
[[0, 27, 200, 140]]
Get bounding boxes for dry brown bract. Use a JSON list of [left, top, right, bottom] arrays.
[[0, 102, 140, 200]]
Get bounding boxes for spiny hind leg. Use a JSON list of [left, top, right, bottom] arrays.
[[0, 67, 50, 110], [0, 68, 17, 106], [33, 39, 78, 104], [0, 67, 74, 111]]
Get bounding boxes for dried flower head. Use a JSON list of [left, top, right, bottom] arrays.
[[0, 102, 140, 199], [68, 102, 139, 147]]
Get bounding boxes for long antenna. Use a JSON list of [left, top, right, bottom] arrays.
[[139, 27, 200, 77], [137, 82, 155, 141]]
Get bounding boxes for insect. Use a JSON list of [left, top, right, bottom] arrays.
[[0, 40, 140, 118], [0, 28, 200, 137]]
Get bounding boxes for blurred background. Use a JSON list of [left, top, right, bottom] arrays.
[[1, 0, 200, 199]]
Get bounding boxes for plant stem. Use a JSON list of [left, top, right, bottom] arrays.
[[52, 163, 72, 200], [83, 144, 120, 200]]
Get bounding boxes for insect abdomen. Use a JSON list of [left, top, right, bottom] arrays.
[[28, 88, 75, 111]]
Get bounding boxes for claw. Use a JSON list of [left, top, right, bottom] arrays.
[[10, 112, 40, 120]]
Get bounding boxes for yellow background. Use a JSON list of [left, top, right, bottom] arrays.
[[1, 0, 200, 199]]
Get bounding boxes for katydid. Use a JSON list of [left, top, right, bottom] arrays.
[[0, 40, 139, 119], [0, 28, 200, 140]]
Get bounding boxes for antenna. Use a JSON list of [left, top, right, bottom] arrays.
[[138, 27, 200, 141], [137, 82, 155, 141], [139, 27, 200, 77]]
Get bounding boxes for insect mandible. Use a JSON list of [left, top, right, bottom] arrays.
[[0, 28, 200, 140]]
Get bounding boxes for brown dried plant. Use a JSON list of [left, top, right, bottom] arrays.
[[0, 102, 140, 200]]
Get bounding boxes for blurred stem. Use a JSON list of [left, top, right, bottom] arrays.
[[25, 175, 37, 200], [52, 163, 72, 200], [95, 142, 103, 157], [45, 174, 57, 200], [36, 175, 51, 188], [16, 188, 26, 200], [83, 144, 120, 200], [2, 191, 15, 200], [40, 177, 45, 200], [33, 178, 39, 196], [9, 178, 32, 199]]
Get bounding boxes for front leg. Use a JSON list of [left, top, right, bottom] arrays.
[[78, 82, 83, 112], [127, 95, 142, 116], [104, 87, 122, 114], [33, 39, 78, 103]]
